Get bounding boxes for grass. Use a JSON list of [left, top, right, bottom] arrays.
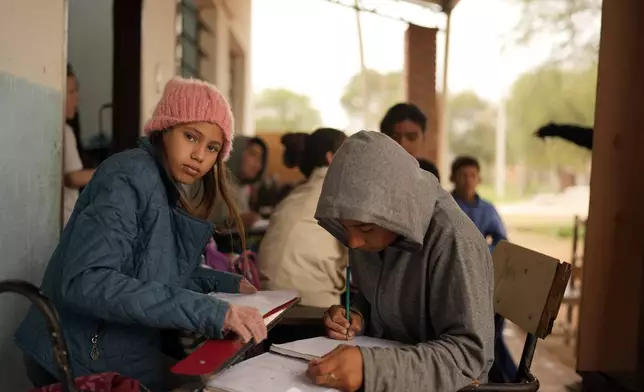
[[476, 183, 525, 205], [515, 224, 584, 239]]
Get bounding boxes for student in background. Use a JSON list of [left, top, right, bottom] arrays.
[[15, 77, 266, 391], [252, 132, 309, 213], [309, 131, 494, 392], [449, 155, 516, 382], [258, 128, 348, 309], [380, 103, 440, 179], [63, 64, 95, 225], [450, 156, 507, 250], [275, 132, 309, 200], [209, 136, 268, 229]]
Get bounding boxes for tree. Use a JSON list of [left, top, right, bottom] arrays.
[[506, 64, 596, 174], [507, 0, 602, 64], [340, 69, 404, 130], [254, 88, 322, 132], [448, 91, 497, 180]]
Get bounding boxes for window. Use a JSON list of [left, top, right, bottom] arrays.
[[175, 0, 211, 78]]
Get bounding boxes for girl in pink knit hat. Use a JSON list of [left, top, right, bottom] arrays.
[[15, 77, 267, 391]]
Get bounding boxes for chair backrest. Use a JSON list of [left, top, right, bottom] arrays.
[[493, 240, 572, 339]]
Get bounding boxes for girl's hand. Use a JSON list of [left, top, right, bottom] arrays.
[[239, 278, 258, 294], [222, 304, 267, 343]]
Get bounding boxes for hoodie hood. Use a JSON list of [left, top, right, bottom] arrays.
[[314, 130, 438, 252], [226, 135, 268, 184]]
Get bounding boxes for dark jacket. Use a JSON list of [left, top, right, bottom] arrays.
[[15, 138, 241, 391]]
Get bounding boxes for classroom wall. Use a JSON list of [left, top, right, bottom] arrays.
[[259, 132, 307, 185], [140, 0, 177, 132], [67, 0, 113, 147], [213, 0, 253, 136], [0, 0, 67, 388]]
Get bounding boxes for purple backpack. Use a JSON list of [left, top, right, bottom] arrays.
[[203, 238, 260, 289]]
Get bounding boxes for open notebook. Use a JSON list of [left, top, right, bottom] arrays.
[[207, 353, 337, 392], [207, 336, 406, 392], [270, 336, 406, 362], [209, 289, 299, 318]]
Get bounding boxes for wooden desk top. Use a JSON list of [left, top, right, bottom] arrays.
[[279, 305, 327, 326]]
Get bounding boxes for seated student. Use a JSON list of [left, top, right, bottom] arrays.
[[210, 136, 268, 230], [449, 156, 516, 382], [63, 63, 95, 225], [380, 103, 440, 179], [14, 77, 267, 391], [450, 156, 507, 250], [308, 131, 494, 392], [252, 132, 309, 213], [275, 132, 309, 200], [258, 128, 348, 308]]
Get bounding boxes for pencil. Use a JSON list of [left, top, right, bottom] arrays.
[[345, 264, 351, 338]]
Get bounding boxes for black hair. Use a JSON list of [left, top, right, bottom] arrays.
[[450, 156, 480, 180], [280, 133, 308, 169], [418, 158, 440, 181], [282, 128, 346, 178], [379, 103, 427, 136]]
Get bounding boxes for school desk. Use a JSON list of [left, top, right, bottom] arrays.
[[279, 305, 327, 326]]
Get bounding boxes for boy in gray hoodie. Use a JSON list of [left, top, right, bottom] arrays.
[[308, 131, 495, 392]]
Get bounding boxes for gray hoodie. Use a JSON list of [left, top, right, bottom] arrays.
[[314, 131, 494, 392]]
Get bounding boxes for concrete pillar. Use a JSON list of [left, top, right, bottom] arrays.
[[0, 0, 67, 388], [404, 24, 439, 163], [577, 1, 644, 390]]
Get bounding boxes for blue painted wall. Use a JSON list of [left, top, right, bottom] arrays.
[[0, 71, 62, 390]]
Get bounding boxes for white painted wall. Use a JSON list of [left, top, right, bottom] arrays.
[[67, 0, 113, 147], [185, 0, 254, 136], [0, 0, 67, 389], [140, 0, 177, 132], [1, 1, 67, 90], [212, 0, 253, 135]]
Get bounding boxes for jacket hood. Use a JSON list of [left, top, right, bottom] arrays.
[[314, 131, 438, 252]]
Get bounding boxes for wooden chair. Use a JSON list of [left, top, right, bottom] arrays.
[[460, 240, 572, 392], [561, 215, 585, 346]]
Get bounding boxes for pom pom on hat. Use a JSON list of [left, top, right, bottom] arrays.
[[144, 76, 234, 161]]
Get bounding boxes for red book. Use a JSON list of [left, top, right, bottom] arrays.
[[171, 291, 300, 376]]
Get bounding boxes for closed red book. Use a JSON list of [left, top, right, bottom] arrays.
[[171, 291, 300, 376]]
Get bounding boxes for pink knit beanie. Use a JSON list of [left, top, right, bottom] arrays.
[[144, 76, 235, 161]]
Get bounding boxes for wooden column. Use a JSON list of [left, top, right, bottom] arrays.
[[577, 1, 644, 391], [111, 0, 142, 153], [404, 24, 439, 163]]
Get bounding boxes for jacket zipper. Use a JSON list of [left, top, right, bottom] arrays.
[[90, 321, 104, 360], [89, 211, 213, 361]]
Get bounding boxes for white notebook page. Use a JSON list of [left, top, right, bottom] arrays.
[[271, 336, 406, 360], [206, 353, 337, 392], [209, 290, 299, 317]]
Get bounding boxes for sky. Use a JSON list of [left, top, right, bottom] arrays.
[[251, 0, 554, 130]]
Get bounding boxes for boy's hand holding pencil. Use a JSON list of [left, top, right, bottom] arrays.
[[323, 305, 362, 340]]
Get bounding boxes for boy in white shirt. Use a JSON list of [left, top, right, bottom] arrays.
[[63, 64, 95, 224]]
